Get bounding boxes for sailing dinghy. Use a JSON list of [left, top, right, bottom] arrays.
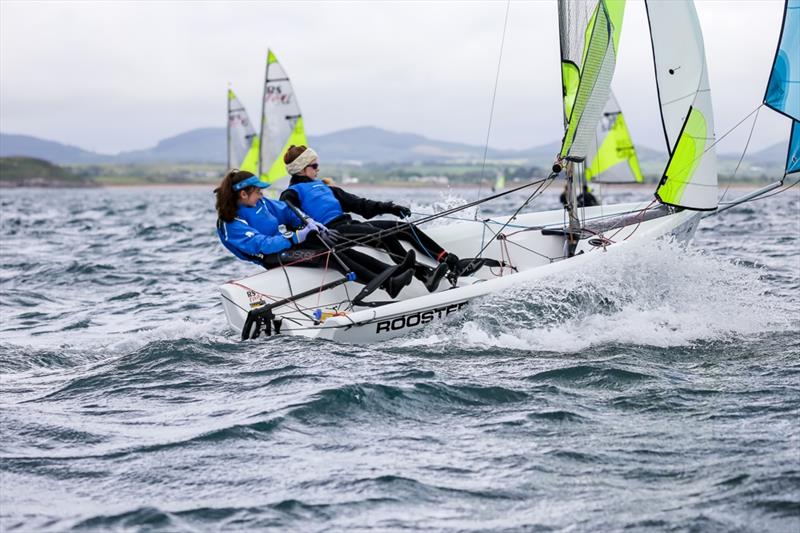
[[585, 91, 644, 186], [219, 0, 791, 343]]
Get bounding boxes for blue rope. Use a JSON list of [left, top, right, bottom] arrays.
[[405, 218, 436, 260]]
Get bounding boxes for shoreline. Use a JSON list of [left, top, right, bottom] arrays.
[[93, 181, 774, 191], [0, 180, 781, 191]]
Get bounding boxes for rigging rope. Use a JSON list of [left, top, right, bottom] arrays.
[[472, 172, 557, 259], [321, 174, 558, 256], [669, 104, 764, 180], [475, 0, 511, 221], [720, 106, 763, 203]]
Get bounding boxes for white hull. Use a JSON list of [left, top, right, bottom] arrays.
[[220, 201, 702, 343]]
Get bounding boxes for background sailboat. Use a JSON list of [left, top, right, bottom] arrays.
[[492, 170, 506, 192], [585, 91, 643, 184], [226, 88, 258, 173], [226, 50, 308, 192], [257, 49, 308, 191]]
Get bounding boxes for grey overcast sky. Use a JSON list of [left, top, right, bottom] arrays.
[[0, 0, 789, 155]]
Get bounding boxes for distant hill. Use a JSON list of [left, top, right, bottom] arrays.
[[311, 126, 528, 163], [0, 133, 111, 164], [0, 127, 789, 168], [0, 127, 612, 165], [745, 138, 790, 164], [0, 156, 96, 187], [115, 128, 225, 163]]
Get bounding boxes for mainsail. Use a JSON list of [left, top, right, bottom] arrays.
[[585, 92, 644, 183], [227, 89, 259, 173], [258, 50, 308, 186], [764, 0, 799, 176], [647, 0, 718, 211], [558, 0, 626, 161]]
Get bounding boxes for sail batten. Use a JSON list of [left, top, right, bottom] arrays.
[[647, 0, 718, 211]]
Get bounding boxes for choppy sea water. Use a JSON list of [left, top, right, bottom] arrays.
[[1, 184, 798, 531]]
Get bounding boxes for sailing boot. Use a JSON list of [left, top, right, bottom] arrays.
[[384, 269, 413, 299], [421, 263, 448, 292], [443, 252, 460, 272], [438, 251, 461, 286], [382, 249, 415, 299]]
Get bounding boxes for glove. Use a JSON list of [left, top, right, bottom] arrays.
[[304, 218, 327, 234], [290, 225, 316, 244], [319, 228, 344, 246], [387, 202, 411, 218], [319, 232, 338, 247]]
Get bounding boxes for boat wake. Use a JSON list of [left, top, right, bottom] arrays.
[[397, 239, 794, 352]]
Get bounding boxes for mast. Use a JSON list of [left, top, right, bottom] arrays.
[[564, 161, 582, 257], [556, 0, 625, 256], [226, 87, 232, 170]]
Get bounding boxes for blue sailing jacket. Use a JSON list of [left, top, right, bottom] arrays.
[[217, 198, 302, 264], [285, 181, 344, 224]]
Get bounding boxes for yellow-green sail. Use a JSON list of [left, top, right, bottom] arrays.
[[558, 0, 626, 160], [226, 88, 258, 171], [647, 1, 718, 210], [585, 92, 643, 183], [258, 49, 308, 188]]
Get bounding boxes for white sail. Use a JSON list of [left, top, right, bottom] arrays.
[[258, 50, 308, 185], [647, 0, 718, 210], [227, 89, 258, 172]]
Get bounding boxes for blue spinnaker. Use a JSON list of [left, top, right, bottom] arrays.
[[764, 0, 800, 121], [788, 120, 800, 174]]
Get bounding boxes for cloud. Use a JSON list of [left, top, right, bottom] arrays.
[[0, 0, 789, 155]]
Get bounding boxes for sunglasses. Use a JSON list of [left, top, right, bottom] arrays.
[[306, 163, 319, 170]]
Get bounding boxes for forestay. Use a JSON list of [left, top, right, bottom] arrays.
[[258, 50, 308, 186], [647, 0, 718, 211], [558, 0, 626, 161], [227, 89, 259, 173], [764, 0, 800, 175], [585, 91, 644, 183]]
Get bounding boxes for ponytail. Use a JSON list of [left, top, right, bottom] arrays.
[[215, 169, 253, 222]]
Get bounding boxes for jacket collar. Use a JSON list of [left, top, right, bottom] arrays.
[[289, 174, 315, 185]]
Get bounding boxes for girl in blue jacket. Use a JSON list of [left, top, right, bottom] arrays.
[[279, 145, 464, 292], [214, 170, 414, 298]]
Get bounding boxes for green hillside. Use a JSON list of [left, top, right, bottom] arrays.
[[0, 157, 96, 187]]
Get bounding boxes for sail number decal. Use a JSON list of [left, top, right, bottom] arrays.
[[375, 301, 469, 334], [265, 85, 293, 105]]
